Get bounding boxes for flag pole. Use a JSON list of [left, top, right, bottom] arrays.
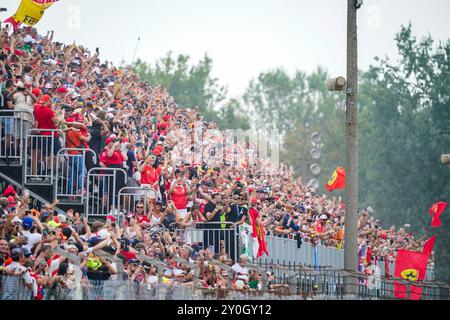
[[131, 36, 141, 66]]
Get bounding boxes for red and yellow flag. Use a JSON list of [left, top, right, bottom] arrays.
[[393, 249, 430, 300], [326, 167, 346, 192], [429, 202, 447, 228], [4, 0, 59, 31], [422, 235, 437, 256]]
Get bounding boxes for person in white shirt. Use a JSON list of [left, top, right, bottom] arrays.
[[21, 216, 43, 252], [5, 248, 34, 290], [231, 254, 249, 277]]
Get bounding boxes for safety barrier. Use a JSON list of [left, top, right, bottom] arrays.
[[175, 222, 238, 262], [117, 186, 158, 214], [35, 269, 449, 300], [0, 275, 34, 300], [54, 148, 97, 205], [252, 234, 343, 270], [23, 129, 65, 185], [0, 110, 34, 166], [86, 167, 128, 219]]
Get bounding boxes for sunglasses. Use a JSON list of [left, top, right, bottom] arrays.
[[136, 206, 144, 209]]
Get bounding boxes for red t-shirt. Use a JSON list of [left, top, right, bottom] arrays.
[[140, 165, 161, 186], [34, 105, 57, 136], [157, 121, 170, 135], [171, 185, 187, 210], [99, 148, 124, 166], [136, 214, 150, 224]]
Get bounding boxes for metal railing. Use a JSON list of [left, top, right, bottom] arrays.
[[0, 110, 34, 166], [31, 270, 450, 301], [117, 186, 158, 216], [86, 167, 128, 219], [0, 275, 34, 300], [23, 129, 65, 185], [54, 148, 98, 205], [175, 222, 238, 261]]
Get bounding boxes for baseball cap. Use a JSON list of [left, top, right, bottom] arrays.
[[31, 88, 42, 96], [39, 94, 51, 104], [105, 135, 117, 145], [22, 216, 34, 230], [11, 248, 24, 259], [57, 86, 67, 93], [47, 220, 61, 230]]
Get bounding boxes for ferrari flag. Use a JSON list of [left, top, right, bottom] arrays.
[[422, 235, 437, 256], [4, 0, 59, 31], [393, 249, 430, 300], [429, 202, 447, 228], [326, 167, 346, 192]]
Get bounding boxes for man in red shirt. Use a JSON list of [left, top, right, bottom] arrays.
[[66, 127, 91, 196], [169, 169, 192, 220], [139, 155, 161, 207], [99, 135, 127, 210], [33, 95, 61, 178]]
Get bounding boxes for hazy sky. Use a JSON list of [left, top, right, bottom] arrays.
[[3, 0, 450, 97]]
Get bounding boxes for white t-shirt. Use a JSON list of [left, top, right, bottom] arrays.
[[5, 261, 34, 285], [231, 263, 249, 276], [22, 230, 42, 252]]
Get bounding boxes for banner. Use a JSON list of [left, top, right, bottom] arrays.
[[4, 0, 59, 31], [422, 235, 437, 256], [326, 167, 346, 192], [393, 249, 429, 300], [249, 207, 269, 258], [429, 202, 447, 228]]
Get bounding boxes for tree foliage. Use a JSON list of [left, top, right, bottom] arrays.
[[133, 52, 250, 130], [243, 25, 450, 282]]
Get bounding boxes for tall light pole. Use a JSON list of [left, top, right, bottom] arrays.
[[344, 0, 361, 295]]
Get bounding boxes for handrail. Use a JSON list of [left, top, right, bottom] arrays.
[[0, 171, 65, 216]]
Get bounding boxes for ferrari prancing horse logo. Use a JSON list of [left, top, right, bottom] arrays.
[[400, 269, 419, 282], [327, 170, 338, 186]]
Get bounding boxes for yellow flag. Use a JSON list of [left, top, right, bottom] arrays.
[[5, 0, 58, 29]]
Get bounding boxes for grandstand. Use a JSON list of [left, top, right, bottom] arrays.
[[0, 24, 446, 300]]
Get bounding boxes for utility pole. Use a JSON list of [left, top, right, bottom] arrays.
[[344, 0, 360, 296]]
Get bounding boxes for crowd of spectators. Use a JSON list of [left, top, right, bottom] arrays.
[[0, 25, 433, 299]]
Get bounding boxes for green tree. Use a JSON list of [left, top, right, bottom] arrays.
[[133, 52, 250, 130], [244, 67, 346, 189], [358, 24, 450, 282]]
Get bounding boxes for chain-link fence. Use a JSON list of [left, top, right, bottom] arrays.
[[0, 275, 34, 300], [3, 268, 448, 301]]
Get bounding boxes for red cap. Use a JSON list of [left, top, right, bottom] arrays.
[[153, 148, 162, 156], [163, 115, 171, 122], [106, 215, 116, 222], [3, 185, 16, 197], [57, 86, 67, 93], [251, 197, 259, 205], [53, 217, 60, 223], [39, 94, 51, 104], [76, 80, 84, 88], [31, 88, 42, 96]]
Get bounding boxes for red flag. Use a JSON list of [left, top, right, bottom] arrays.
[[3, 16, 22, 31], [249, 207, 269, 258], [410, 285, 423, 300], [393, 249, 429, 300], [430, 202, 447, 228], [422, 235, 437, 256], [393, 282, 407, 299], [326, 167, 346, 192]]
